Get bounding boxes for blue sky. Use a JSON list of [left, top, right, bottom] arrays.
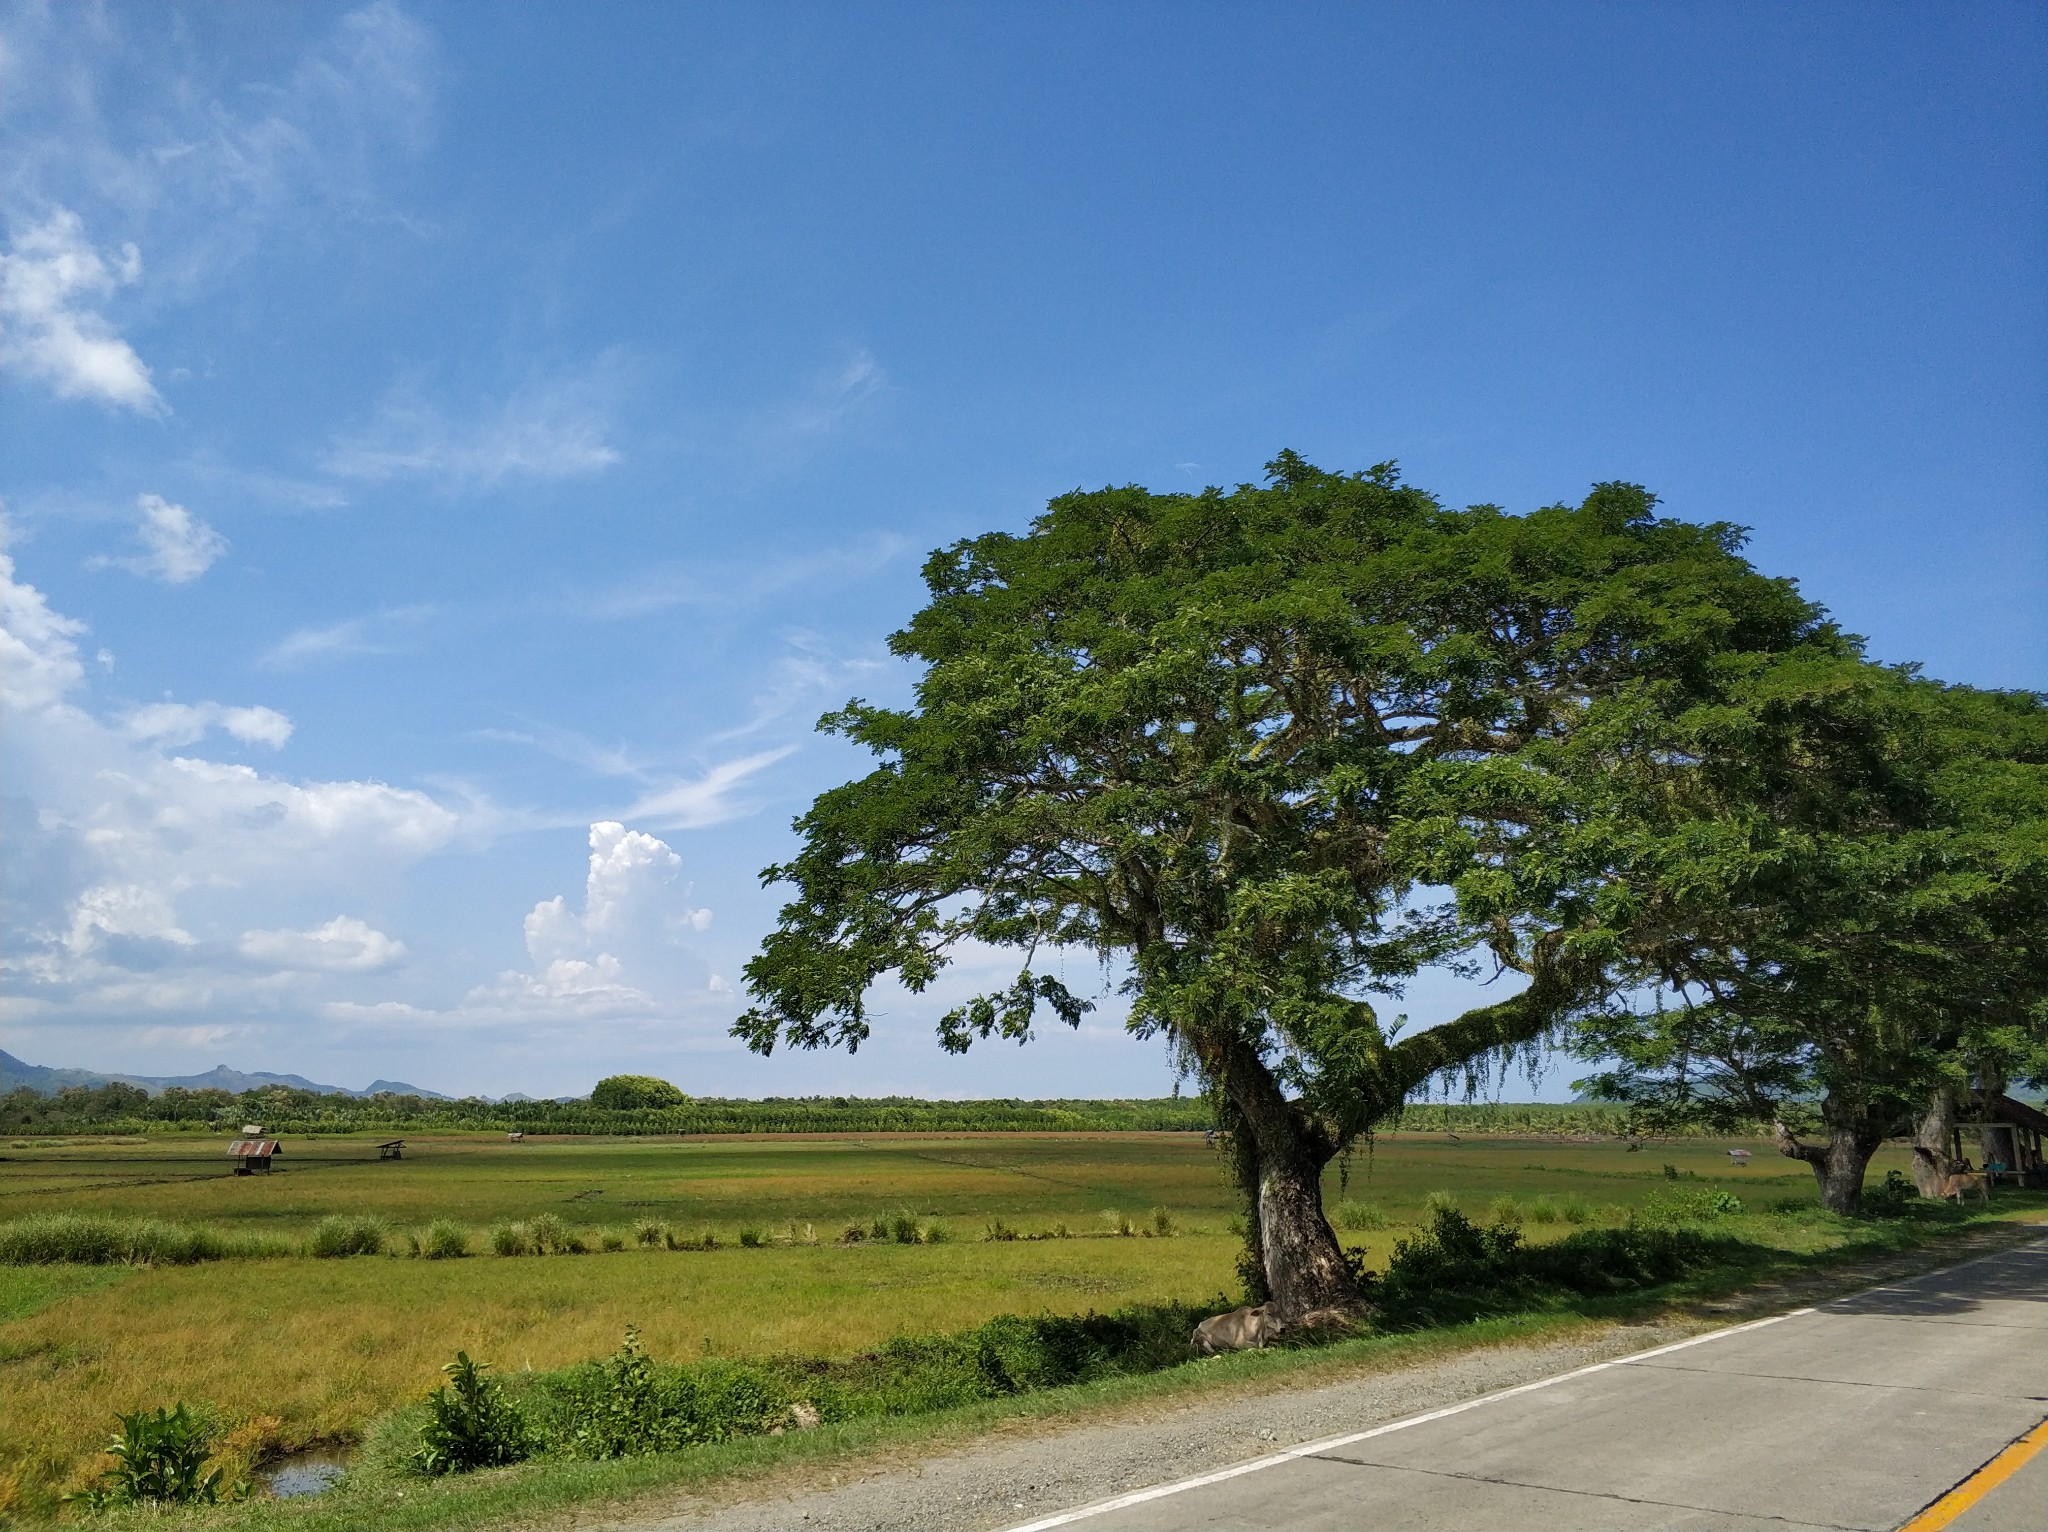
[[3, 2, 2042, 1100]]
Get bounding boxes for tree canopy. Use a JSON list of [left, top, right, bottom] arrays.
[[736, 453, 1864, 1312]]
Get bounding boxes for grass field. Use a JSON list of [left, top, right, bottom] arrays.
[[0, 1128, 2022, 1521]]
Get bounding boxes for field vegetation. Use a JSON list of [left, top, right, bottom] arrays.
[[3, 1128, 2036, 1522]]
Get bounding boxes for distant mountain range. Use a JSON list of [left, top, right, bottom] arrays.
[[0, 1050, 453, 1100]]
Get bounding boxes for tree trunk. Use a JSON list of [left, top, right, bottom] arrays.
[[1221, 1047, 1360, 1318], [1774, 1104, 1882, 1214], [1910, 1085, 1958, 1197]]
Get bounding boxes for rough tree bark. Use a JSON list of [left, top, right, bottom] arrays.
[[1774, 1096, 1885, 1213], [1216, 1043, 1358, 1319], [1909, 1084, 1959, 1196]]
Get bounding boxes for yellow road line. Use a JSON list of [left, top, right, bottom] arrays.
[[1897, 1416, 2048, 1532]]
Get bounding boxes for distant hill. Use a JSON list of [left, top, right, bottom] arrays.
[[0, 1050, 451, 1100]]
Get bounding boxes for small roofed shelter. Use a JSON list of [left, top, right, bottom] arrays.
[[506, 1130, 525, 1142], [228, 1138, 282, 1175], [376, 1140, 405, 1160], [1952, 1092, 2048, 1190]]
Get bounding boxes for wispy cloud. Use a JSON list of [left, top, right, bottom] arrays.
[[779, 348, 886, 440], [569, 532, 909, 621], [88, 495, 228, 583], [624, 748, 796, 830], [0, 209, 162, 412], [323, 363, 623, 492], [260, 604, 435, 669], [121, 701, 293, 750]]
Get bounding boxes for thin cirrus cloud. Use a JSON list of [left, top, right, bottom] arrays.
[[321, 367, 622, 492], [0, 208, 162, 413], [260, 604, 435, 669]]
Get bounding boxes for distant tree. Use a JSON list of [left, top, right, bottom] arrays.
[[1572, 668, 2048, 1211], [590, 1074, 688, 1111], [735, 454, 1836, 1314]]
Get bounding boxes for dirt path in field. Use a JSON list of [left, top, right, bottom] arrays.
[[581, 1221, 2046, 1532]]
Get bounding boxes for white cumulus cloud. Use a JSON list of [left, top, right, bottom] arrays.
[[0, 208, 162, 412]]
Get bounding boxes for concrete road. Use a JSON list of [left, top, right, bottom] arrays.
[[1011, 1239, 2048, 1532]]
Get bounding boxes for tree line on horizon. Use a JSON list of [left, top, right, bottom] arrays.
[[732, 453, 2047, 1318]]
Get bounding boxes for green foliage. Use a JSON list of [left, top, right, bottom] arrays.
[[531, 1303, 1220, 1460], [589, 1075, 688, 1112], [75, 1403, 223, 1507], [1358, 1208, 1728, 1329], [737, 1227, 764, 1248], [1637, 1187, 1744, 1223], [307, 1214, 387, 1258], [415, 1353, 532, 1475], [420, 1219, 468, 1259], [1335, 1200, 1390, 1230], [0, 1213, 283, 1265], [1862, 1170, 1919, 1217]]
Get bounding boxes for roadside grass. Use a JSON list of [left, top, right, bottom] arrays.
[[61, 1205, 2047, 1532]]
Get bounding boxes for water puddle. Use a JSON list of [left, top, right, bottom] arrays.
[[255, 1446, 351, 1499]]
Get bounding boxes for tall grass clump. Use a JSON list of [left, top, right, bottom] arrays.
[[307, 1215, 387, 1258], [1422, 1189, 1460, 1217], [0, 1213, 270, 1265], [1527, 1195, 1562, 1224], [635, 1219, 667, 1247], [1335, 1201, 1390, 1231]]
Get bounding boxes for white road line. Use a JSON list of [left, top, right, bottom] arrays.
[[1002, 1236, 2048, 1532], [1001, 1310, 1808, 1532]]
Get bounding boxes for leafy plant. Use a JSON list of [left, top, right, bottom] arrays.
[[1638, 1187, 1744, 1224], [635, 1218, 666, 1247], [77, 1403, 223, 1507], [1150, 1208, 1177, 1237], [1335, 1201, 1389, 1231], [889, 1211, 920, 1244], [414, 1353, 531, 1475], [601, 1230, 627, 1252], [1487, 1195, 1526, 1227], [307, 1215, 387, 1258], [1526, 1195, 1563, 1224], [490, 1222, 528, 1256], [420, 1220, 467, 1259], [738, 1227, 765, 1248], [983, 1217, 1018, 1242]]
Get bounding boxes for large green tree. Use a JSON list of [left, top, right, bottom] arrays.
[[735, 455, 1838, 1313], [1573, 668, 2048, 1211]]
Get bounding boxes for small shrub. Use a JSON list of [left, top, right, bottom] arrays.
[[1101, 1209, 1134, 1238], [1151, 1208, 1177, 1238], [634, 1219, 666, 1247], [1526, 1195, 1562, 1224], [1663, 1163, 1681, 1180], [839, 1222, 866, 1244], [1051, 1221, 1071, 1239], [490, 1222, 529, 1257], [308, 1215, 386, 1258], [1487, 1196, 1525, 1227], [1557, 1194, 1594, 1225], [984, 1218, 1018, 1242], [920, 1220, 950, 1244], [415, 1353, 532, 1475], [869, 1215, 891, 1242], [1861, 1170, 1917, 1218], [1638, 1187, 1744, 1224], [1422, 1189, 1459, 1218], [738, 1227, 765, 1248], [528, 1213, 570, 1254], [696, 1227, 720, 1251], [886, 1211, 919, 1245], [601, 1231, 627, 1252], [75, 1404, 223, 1507], [1335, 1201, 1389, 1231], [422, 1220, 468, 1260]]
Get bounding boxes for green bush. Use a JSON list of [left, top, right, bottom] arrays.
[[1637, 1187, 1744, 1224], [528, 1213, 570, 1254], [984, 1217, 1019, 1242], [601, 1230, 627, 1252], [1357, 1207, 1730, 1330], [415, 1353, 532, 1475], [421, 1219, 468, 1259], [635, 1219, 667, 1247], [889, 1211, 920, 1245], [74, 1403, 224, 1507], [1150, 1208, 1177, 1237], [1421, 1189, 1459, 1217], [1861, 1170, 1918, 1217], [738, 1227, 765, 1248], [1557, 1193, 1595, 1224], [1487, 1195, 1525, 1227], [307, 1214, 387, 1258], [1526, 1195, 1562, 1224], [490, 1222, 529, 1256], [1335, 1201, 1390, 1231]]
